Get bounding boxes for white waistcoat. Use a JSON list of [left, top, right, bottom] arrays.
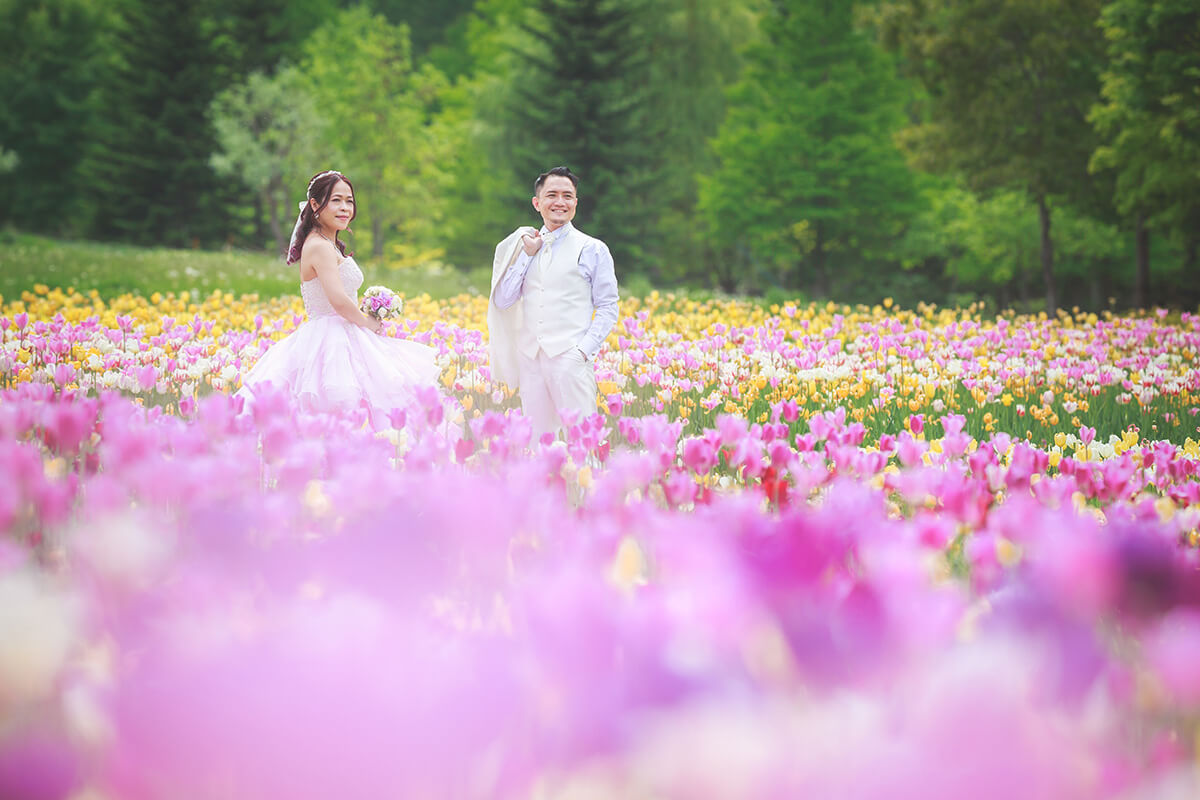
[[518, 227, 594, 359]]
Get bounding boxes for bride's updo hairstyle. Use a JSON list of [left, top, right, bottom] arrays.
[[286, 170, 357, 265]]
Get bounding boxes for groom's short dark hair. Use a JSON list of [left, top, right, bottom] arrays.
[[534, 166, 579, 195]]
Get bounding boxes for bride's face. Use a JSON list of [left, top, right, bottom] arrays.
[[312, 179, 355, 231]]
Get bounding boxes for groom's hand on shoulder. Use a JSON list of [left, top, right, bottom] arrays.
[[521, 231, 543, 257]]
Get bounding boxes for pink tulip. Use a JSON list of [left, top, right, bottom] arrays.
[[1145, 610, 1200, 707], [0, 731, 81, 800], [940, 413, 966, 437], [896, 433, 928, 468], [454, 437, 475, 462], [52, 362, 76, 387], [44, 401, 94, 456], [134, 365, 157, 392], [662, 467, 697, 506], [682, 437, 717, 475], [1, 296, 1199, 798]]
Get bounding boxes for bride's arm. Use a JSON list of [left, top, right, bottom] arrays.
[[309, 242, 382, 333]]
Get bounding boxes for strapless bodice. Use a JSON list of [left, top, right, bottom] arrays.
[[301, 258, 364, 319]]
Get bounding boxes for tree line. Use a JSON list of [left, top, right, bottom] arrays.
[[2, 0, 1196, 310]]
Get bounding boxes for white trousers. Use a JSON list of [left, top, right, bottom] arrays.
[[518, 347, 597, 440]]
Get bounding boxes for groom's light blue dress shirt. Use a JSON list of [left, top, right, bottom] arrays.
[[493, 222, 619, 360]]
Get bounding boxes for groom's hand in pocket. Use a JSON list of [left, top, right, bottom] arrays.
[[521, 232, 543, 257]]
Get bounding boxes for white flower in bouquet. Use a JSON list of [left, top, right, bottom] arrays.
[[361, 286, 404, 321]]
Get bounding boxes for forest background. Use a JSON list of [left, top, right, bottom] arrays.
[[2, 0, 1197, 311]]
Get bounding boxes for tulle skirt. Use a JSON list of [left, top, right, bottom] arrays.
[[236, 315, 444, 418]]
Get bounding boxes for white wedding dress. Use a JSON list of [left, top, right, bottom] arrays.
[[236, 258, 444, 417]]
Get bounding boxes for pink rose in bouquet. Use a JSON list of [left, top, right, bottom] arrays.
[[360, 286, 404, 321]]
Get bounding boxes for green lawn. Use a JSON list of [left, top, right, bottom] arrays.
[[0, 232, 490, 301]]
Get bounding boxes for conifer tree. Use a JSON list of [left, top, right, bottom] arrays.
[[207, 0, 337, 76], [506, 0, 656, 268], [0, 0, 106, 230], [80, 0, 230, 245], [700, 0, 919, 296]]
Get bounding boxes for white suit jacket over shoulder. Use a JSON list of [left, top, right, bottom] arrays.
[[488, 226, 537, 389]]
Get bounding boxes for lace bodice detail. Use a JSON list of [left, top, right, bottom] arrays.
[[301, 258, 364, 319]]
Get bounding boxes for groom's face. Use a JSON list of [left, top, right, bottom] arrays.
[[532, 176, 577, 230]]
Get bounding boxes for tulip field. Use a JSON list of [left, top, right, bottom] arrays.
[[3, 283, 1200, 798]]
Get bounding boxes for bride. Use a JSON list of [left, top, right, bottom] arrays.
[[236, 170, 445, 421]]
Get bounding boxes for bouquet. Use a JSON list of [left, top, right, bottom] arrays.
[[361, 285, 404, 321]]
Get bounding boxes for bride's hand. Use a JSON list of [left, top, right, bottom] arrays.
[[368, 317, 384, 335], [521, 232, 543, 257]]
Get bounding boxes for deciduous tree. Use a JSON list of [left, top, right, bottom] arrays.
[[875, 0, 1107, 312], [209, 68, 324, 255], [301, 6, 457, 260], [1090, 0, 1200, 307]]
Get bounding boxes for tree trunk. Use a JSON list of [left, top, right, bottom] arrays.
[[1134, 212, 1150, 309], [252, 195, 266, 249], [811, 221, 828, 298], [373, 216, 384, 259], [1184, 237, 1198, 309], [718, 269, 737, 293], [715, 245, 740, 293], [265, 189, 285, 257], [1036, 194, 1056, 313]]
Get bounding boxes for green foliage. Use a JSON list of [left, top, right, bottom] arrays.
[[79, 0, 233, 246], [875, 0, 1109, 311], [1090, 0, 1200, 253], [206, 0, 340, 76], [0, 0, 109, 231], [209, 67, 324, 254], [906, 185, 1041, 288], [876, 0, 1106, 201], [700, 0, 921, 297], [441, 0, 761, 280], [374, 0, 535, 272], [897, 180, 1160, 310], [1054, 201, 1128, 282], [5, 0, 1196, 309], [365, 0, 479, 55], [635, 0, 763, 283], [65, 0, 332, 248], [300, 7, 460, 261], [503, 0, 659, 267], [416, 0, 536, 274]]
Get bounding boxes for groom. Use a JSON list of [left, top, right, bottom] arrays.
[[489, 166, 619, 440]]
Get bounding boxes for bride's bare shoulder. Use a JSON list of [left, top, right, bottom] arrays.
[[302, 237, 342, 273]]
